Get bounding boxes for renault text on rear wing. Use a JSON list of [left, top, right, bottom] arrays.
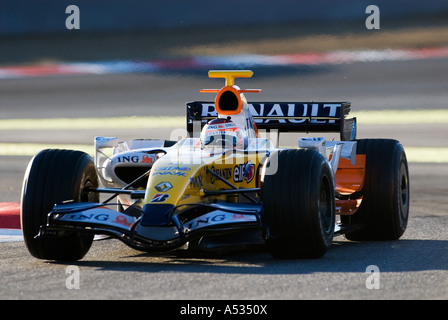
[[186, 101, 357, 141]]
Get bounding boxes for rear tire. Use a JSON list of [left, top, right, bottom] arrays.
[[21, 149, 99, 261], [342, 139, 410, 240], [262, 149, 335, 259]]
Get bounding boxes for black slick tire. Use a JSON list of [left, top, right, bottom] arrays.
[[21, 149, 99, 261], [262, 149, 335, 259], [342, 139, 410, 240]]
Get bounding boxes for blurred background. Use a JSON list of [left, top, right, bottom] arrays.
[[1, 0, 447, 117], [1, 0, 447, 130], [1, 1, 448, 206], [1, 0, 448, 64]]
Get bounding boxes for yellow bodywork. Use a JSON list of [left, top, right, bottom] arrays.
[[207, 70, 254, 86], [144, 143, 264, 210]]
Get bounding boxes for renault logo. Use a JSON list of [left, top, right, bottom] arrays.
[[155, 182, 173, 192]]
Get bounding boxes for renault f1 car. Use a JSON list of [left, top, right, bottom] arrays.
[[21, 70, 410, 261]]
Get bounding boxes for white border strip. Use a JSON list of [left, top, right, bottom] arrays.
[[0, 229, 23, 242]]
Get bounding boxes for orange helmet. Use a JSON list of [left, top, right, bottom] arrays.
[[200, 118, 244, 149]]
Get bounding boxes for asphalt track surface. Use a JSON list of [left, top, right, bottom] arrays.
[[1, 54, 448, 299]]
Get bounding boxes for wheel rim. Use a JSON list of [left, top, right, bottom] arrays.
[[399, 161, 409, 223], [319, 176, 333, 234], [400, 166, 408, 207]]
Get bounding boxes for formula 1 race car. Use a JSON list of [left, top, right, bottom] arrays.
[[21, 70, 410, 261]]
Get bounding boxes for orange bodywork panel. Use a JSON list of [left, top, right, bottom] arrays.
[[335, 155, 366, 195], [334, 154, 366, 215]]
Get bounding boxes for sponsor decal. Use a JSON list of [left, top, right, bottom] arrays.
[[116, 154, 158, 164], [153, 166, 190, 177], [184, 210, 257, 230], [189, 173, 203, 189], [207, 165, 232, 184], [114, 215, 133, 227], [155, 181, 173, 192], [153, 171, 187, 177], [117, 155, 140, 163], [233, 161, 255, 183], [150, 193, 170, 203], [65, 213, 110, 222], [60, 208, 134, 230], [197, 103, 342, 124], [180, 194, 190, 201], [233, 214, 256, 220], [206, 123, 236, 130], [141, 154, 157, 163], [155, 166, 190, 171]]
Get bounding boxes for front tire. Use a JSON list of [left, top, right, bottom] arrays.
[[262, 149, 335, 259], [21, 149, 99, 261]]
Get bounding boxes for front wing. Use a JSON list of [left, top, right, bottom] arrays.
[[39, 201, 263, 252]]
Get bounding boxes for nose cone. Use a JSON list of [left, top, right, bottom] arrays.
[[145, 154, 194, 204]]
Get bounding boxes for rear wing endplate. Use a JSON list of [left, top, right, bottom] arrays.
[[186, 101, 357, 141]]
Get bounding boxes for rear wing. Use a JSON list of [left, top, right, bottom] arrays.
[[186, 101, 357, 141]]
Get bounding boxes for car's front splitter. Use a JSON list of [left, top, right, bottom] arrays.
[[38, 201, 264, 252]]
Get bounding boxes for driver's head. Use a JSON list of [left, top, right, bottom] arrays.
[[200, 118, 243, 149]]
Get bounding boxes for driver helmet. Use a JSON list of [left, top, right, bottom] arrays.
[[200, 118, 244, 149]]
